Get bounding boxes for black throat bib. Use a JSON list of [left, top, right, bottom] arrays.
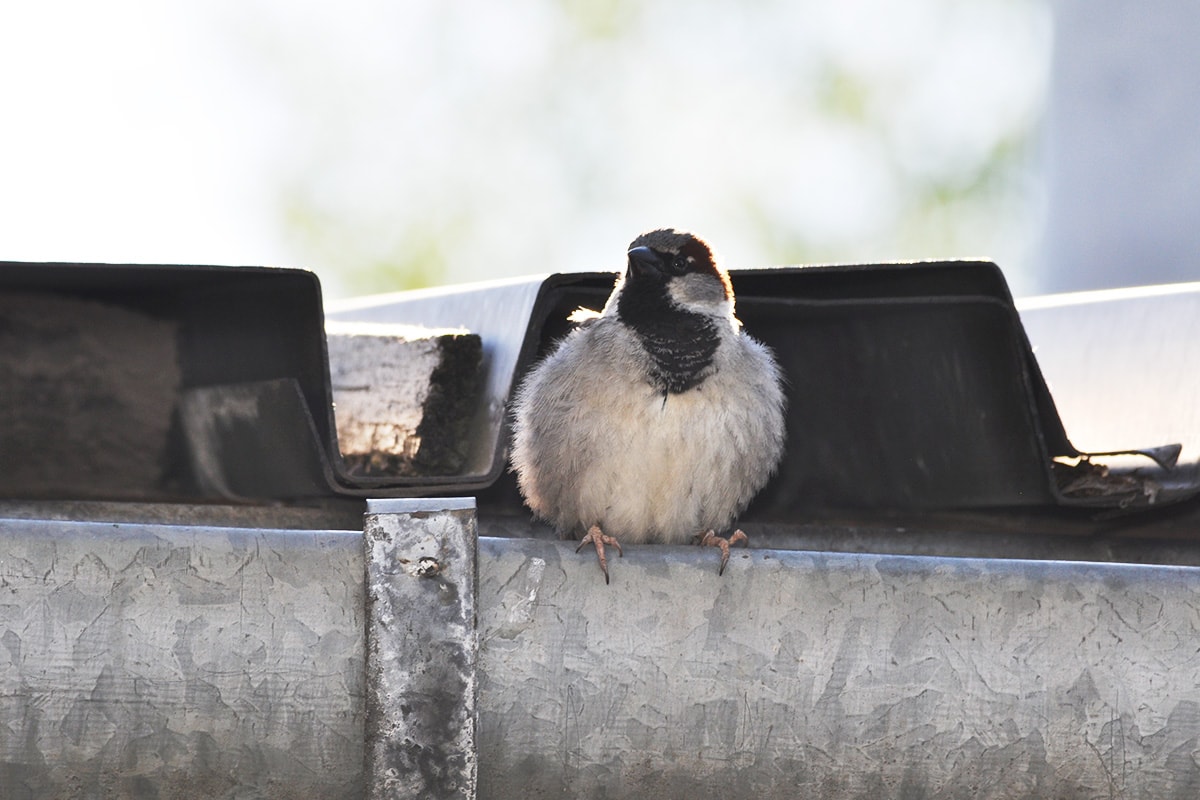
[[616, 280, 720, 395]]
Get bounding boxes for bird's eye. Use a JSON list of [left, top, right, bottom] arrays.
[[669, 254, 692, 275]]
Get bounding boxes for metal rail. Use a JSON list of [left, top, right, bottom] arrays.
[[3, 502, 1198, 798]]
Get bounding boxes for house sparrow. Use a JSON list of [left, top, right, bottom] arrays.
[[510, 229, 786, 582]]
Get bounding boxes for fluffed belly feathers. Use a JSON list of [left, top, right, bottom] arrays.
[[511, 325, 785, 544]]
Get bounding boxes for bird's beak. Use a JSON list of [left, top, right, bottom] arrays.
[[627, 246, 663, 277]]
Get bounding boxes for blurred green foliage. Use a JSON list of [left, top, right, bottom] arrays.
[[255, 0, 1047, 297]]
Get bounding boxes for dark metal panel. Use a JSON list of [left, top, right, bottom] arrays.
[[488, 262, 1192, 517], [0, 261, 342, 501], [0, 261, 330, 425], [4, 259, 1194, 520], [179, 379, 333, 499], [0, 262, 541, 500], [747, 295, 1056, 510]]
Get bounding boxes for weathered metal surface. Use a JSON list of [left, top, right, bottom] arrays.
[[179, 378, 334, 500], [8, 260, 1198, 516], [0, 260, 337, 501], [364, 498, 478, 799], [326, 277, 546, 491], [0, 291, 181, 500], [477, 536, 1200, 799], [0, 498, 366, 531], [326, 323, 482, 476], [0, 519, 364, 799], [5, 508, 1200, 800], [479, 513, 1200, 567], [455, 263, 1200, 523]]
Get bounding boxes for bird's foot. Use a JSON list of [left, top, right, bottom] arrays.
[[698, 529, 749, 575], [576, 525, 623, 584]]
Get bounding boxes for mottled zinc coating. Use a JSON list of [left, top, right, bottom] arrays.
[[0, 520, 364, 799], [477, 537, 1200, 799], [4, 516, 1200, 798]]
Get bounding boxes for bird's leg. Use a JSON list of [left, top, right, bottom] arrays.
[[576, 524, 623, 584], [698, 529, 749, 575]]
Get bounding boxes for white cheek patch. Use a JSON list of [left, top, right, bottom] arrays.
[[668, 273, 732, 316]]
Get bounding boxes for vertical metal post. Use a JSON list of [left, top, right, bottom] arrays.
[[364, 498, 478, 800]]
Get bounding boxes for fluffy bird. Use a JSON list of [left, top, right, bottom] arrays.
[[510, 228, 786, 582]]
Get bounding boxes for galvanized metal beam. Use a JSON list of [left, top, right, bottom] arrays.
[[4, 511, 1200, 799], [477, 536, 1200, 799], [0, 519, 365, 799]]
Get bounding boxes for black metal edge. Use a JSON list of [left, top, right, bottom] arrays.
[[323, 271, 613, 497], [483, 261, 1051, 507], [8, 258, 1182, 512], [321, 275, 551, 496], [327, 261, 1088, 504], [0, 260, 344, 499]]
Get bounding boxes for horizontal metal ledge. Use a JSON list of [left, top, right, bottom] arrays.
[[366, 496, 477, 515], [2, 516, 1198, 798], [0, 518, 367, 799], [477, 537, 1200, 799]]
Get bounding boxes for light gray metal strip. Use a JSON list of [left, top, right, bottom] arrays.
[[366, 496, 477, 515]]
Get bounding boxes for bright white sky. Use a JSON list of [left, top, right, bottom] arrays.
[[0, 3, 287, 267], [0, 1, 1050, 299]]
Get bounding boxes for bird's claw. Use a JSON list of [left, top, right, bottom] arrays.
[[699, 529, 749, 575], [577, 525, 623, 584]]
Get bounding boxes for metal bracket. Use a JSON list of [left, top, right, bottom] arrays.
[[364, 498, 479, 800]]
